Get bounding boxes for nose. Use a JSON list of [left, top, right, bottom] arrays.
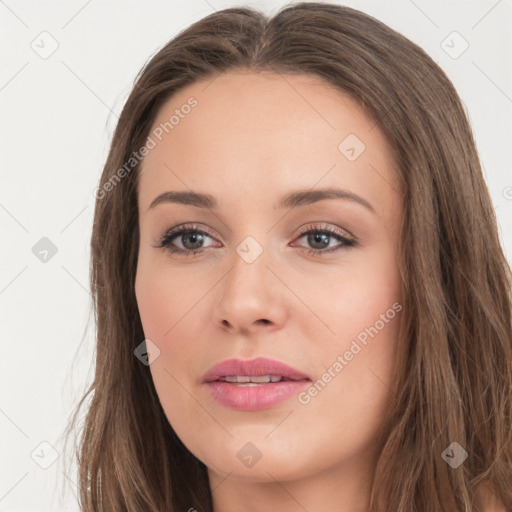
[[212, 243, 287, 336]]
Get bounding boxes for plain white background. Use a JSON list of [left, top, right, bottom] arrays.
[[1, 1, 511, 510]]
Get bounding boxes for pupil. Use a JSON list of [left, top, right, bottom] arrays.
[[309, 233, 329, 249], [184, 233, 203, 249]]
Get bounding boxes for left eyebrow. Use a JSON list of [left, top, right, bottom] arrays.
[[277, 187, 376, 214], [147, 187, 376, 215]]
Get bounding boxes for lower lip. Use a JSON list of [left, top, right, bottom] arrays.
[[205, 380, 310, 411]]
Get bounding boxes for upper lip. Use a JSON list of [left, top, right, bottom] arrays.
[[202, 357, 311, 383]]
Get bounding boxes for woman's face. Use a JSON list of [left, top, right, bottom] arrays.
[[135, 70, 404, 499]]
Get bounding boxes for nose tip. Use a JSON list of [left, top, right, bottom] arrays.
[[213, 247, 287, 336]]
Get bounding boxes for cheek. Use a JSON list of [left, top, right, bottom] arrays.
[[134, 259, 211, 411], [134, 257, 204, 342], [296, 247, 402, 350], [135, 266, 208, 386], [296, 249, 402, 428]]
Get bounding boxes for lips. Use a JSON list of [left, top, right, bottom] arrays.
[[202, 357, 311, 383], [202, 357, 311, 411]]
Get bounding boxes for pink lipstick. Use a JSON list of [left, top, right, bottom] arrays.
[[202, 357, 311, 411]]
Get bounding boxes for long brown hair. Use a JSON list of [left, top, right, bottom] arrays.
[[61, 2, 512, 510]]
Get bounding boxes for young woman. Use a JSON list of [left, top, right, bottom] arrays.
[[63, 2, 512, 511]]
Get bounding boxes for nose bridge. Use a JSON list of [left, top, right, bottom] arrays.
[[235, 233, 267, 267], [213, 231, 280, 328], [227, 233, 270, 293]]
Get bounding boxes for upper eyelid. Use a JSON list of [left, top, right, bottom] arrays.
[[160, 223, 354, 246], [164, 223, 351, 237]]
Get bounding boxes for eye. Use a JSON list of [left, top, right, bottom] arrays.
[[153, 222, 357, 258], [154, 223, 219, 257], [292, 223, 357, 256]]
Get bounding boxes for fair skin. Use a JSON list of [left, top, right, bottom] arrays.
[[135, 70, 405, 511]]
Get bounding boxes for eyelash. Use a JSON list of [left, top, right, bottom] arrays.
[[154, 222, 357, 258]]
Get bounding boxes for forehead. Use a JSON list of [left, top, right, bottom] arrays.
[[138, 70, 401, 216]]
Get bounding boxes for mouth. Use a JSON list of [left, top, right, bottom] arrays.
[[202, 357, 311, 410], [202, 357, 312, 384]]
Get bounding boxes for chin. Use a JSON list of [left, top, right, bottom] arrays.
[[202, 437, 323, 484]]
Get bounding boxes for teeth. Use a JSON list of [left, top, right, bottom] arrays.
[[224, 376, 250, 383], [222, 375, 283, 383]]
